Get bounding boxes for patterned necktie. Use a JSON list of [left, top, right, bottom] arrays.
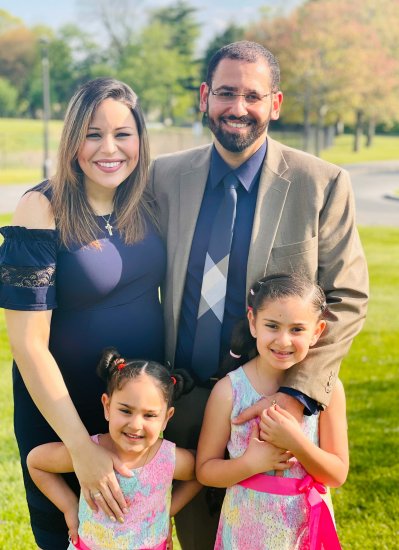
[[191, 173, 239, 380]]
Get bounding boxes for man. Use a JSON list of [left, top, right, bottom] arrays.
[[149, 41, 368, 549]]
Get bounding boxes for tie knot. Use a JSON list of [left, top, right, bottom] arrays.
[[223, 173, 239, 190]]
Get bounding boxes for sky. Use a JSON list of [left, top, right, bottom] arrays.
[[1, 0, 303, 52]]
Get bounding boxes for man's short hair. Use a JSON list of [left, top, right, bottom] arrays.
[[206, 40, 280, 91]]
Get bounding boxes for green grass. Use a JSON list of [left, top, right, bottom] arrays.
[[0, 118, 63, 185], [321, 134, 399, 165], [0, 217, 398, 548], [1, 117, 399, 185]]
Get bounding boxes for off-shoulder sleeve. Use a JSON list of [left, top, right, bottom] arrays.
[[0, 226, 58, 311]]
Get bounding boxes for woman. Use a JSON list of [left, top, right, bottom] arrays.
[[0, 78, 166, 549]]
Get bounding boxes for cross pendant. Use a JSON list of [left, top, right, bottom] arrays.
[[105, 222, 113, 236]]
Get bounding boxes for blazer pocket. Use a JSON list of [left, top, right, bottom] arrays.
[[269, 236, 318, 276], [271, 236, 318, 258]]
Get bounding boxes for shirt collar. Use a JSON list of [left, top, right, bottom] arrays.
[[209, 140, 267, 192]]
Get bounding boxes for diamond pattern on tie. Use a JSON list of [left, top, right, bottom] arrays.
[[191, 172, 239, 380], [197, 254, 229, 321]]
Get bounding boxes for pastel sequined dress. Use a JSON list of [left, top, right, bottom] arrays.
[[68, 436, 175, 550], [215, 367, 333, 550]]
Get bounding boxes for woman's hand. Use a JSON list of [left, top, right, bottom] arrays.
[[260, 404, 304, 451], [70, 440, 132, 522], [243, 422, 292, 475]]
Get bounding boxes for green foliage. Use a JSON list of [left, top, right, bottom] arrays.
[[150, 0, 200, 58], [0, 77, 18, 116], [247, 0, 399, 137], [201, 24, 246, 83]]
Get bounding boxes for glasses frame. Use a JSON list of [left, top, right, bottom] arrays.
[[209, 88, 275, 105]]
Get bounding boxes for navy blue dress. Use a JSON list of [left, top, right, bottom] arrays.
[[0, 184, 166, 549]]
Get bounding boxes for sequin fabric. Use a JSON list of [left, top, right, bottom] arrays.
[[68, 437, 175, 550], [215, 367, 322, 550]]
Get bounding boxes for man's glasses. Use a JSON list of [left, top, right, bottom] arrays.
[[210, 89, 275, 105]]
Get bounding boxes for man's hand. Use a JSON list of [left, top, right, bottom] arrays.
[[233, 392, 304, 436]]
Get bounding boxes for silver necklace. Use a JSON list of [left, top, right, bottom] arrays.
[[255, 356, 277, 407], [100, 213, 113, 236]]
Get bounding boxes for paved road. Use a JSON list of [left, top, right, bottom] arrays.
[[344, 160, 399, 226], [1, 161, 398, 225]]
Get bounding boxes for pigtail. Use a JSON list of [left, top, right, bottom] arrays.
[[219, 317, 257, 376], [170, 369, 195, 401], [96, 346, 122, 383]]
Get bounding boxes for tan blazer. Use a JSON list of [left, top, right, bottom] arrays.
[[149, 137, 368, 407]]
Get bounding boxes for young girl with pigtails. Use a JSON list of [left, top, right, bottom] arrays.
[[28, 348, 201, 550], [196, 273, 348, 550]]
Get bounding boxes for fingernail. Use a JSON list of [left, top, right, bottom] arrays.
[[109, 515, 116, 522], [123, 507, 129, 514], [118, 516, 125, 523]]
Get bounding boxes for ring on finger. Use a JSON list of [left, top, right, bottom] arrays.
[[92, 491, 102, 499]]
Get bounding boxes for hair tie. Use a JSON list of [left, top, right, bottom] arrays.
[[229, 350, 241, 359], [247, 306, 253, 311], [171, 376, 177, 385], [114, 358, 126, 371]]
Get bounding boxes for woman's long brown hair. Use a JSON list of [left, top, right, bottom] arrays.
[[50, 77, 155, 248]]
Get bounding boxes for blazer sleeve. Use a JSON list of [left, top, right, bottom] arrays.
[[283, 168, 368, 408]]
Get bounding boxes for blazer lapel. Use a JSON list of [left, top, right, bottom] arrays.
[[246, 138, 291, 293], [172, 147, 212, 324]]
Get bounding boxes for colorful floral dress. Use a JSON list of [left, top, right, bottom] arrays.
[[68, 437, 175, 550], [215, 367, 333, 550]]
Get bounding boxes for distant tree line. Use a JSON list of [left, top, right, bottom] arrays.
[[0, 0, 398, 151]]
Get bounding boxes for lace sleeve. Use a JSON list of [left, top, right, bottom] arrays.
[[0, 226, 58, 311]]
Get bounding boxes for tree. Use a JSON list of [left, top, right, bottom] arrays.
[[0, 77, 18, 116], [118, 1, 201, 123], [0, 25, 36, 91], [247, 0, 399, 154], [201, 24, 245, 83], [150, 0, 199, 58]]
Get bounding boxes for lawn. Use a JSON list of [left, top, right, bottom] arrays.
[[0, 213, 398, 548], [1, 116, 399, 185], [320, 133, 399, 166], [0, 118, 63, 184]]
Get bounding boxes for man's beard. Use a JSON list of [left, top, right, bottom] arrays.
[[205, 110, 269, 153]]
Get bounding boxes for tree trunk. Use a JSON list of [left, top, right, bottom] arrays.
[[303, 102, 311, 153], [335, 118, 344, 135], [353, 110, 364, 152], [315, 106, 327, 157], [366, 117, 376, 147]]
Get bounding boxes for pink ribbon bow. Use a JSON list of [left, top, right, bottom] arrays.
[[239, 473, 341, 550]]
